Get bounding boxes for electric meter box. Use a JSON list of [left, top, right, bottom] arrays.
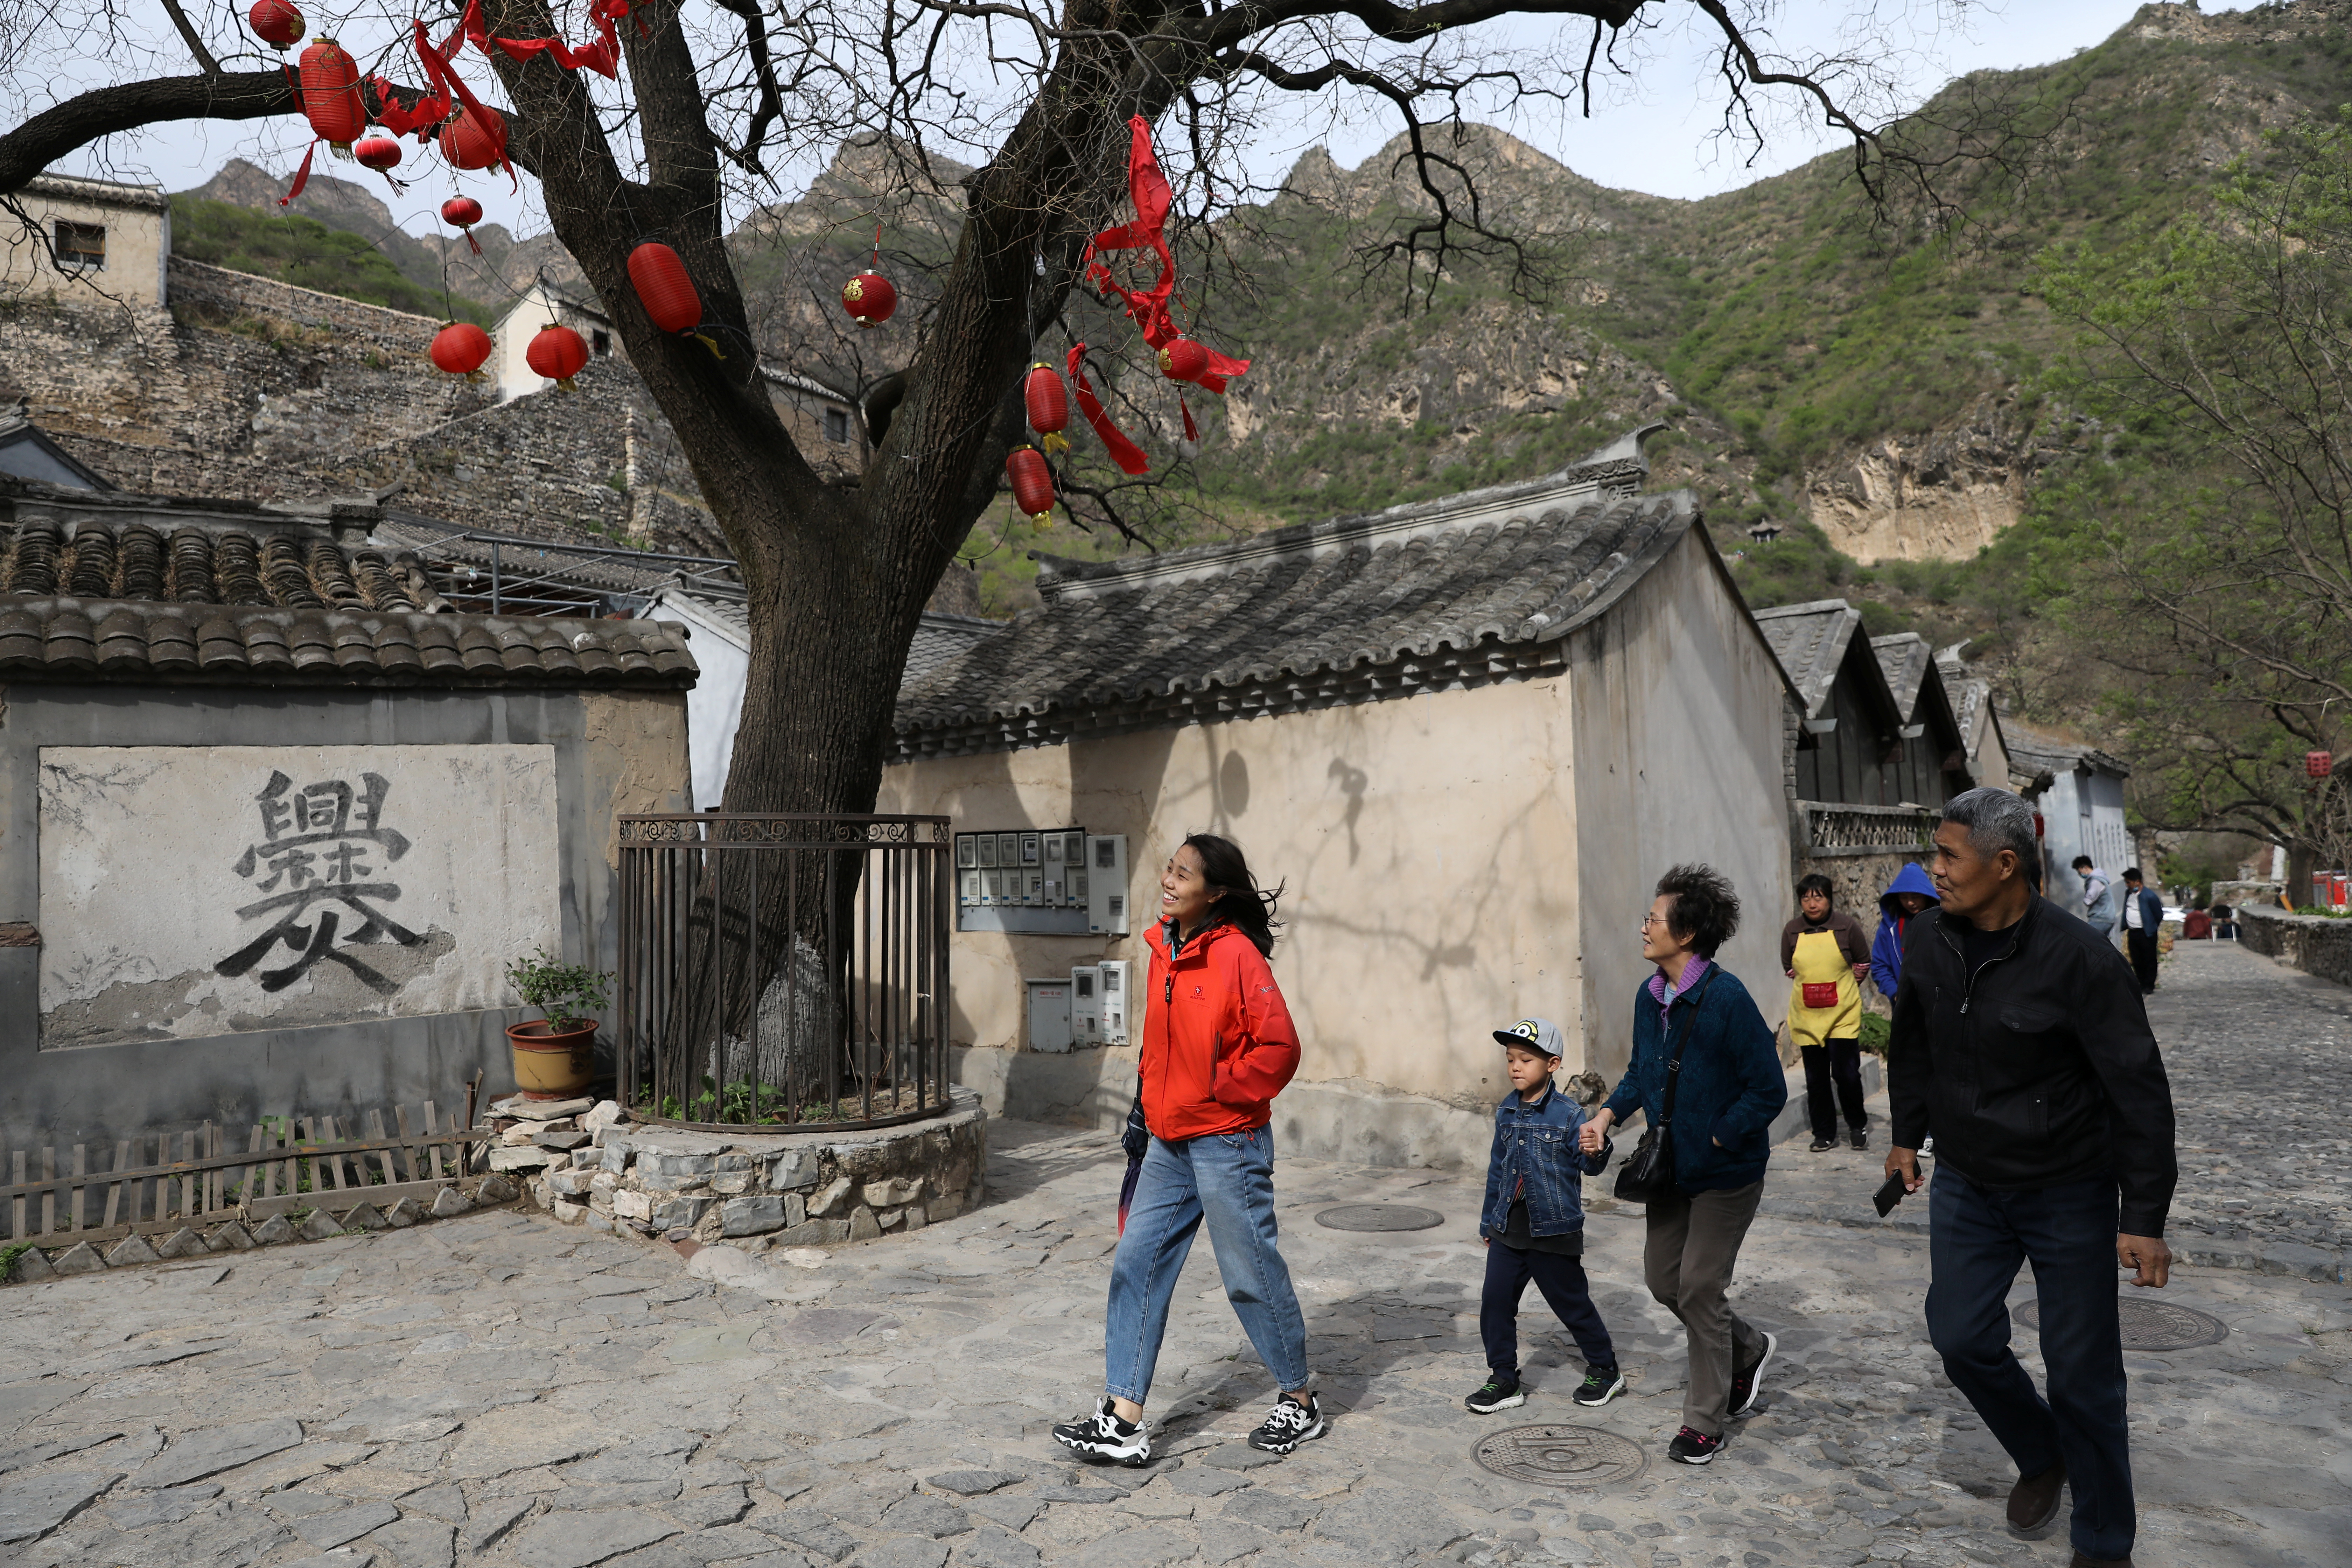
[[1025, 978, 1073, 1054], [1070, 966, 1101, 1047], [1086, 834, 1129, 935]]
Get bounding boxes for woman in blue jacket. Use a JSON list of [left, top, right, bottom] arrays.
[[1581, 864, 1789, 1466]]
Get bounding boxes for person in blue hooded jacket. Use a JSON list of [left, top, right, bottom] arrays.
[[1870, 862, 1939, 1000], [1581, 863, 1789, 1466]]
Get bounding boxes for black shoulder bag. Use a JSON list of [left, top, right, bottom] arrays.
[[1614, 969, 1715, 1205]]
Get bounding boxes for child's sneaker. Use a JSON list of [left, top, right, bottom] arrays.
[[1052, 1398, 1151, 1466], [1464, 1376, 1526, 1414], [1571, 1365, 1625, 1407], [1247, 1391, 1326, 1453], [1668, 1426, 1727, 1465]]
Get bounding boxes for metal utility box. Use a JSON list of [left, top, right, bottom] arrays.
[[1071, 965, 1101, 1047], [1098, 958, 1131, 1046], [1026, 978, 1073, 1053], [1087, 833, 1129, 935]]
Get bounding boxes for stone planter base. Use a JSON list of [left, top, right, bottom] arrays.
[[523, 1087, 988, 1248]]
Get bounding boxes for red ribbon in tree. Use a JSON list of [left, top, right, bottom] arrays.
[[1067, 344, 1148, 476]]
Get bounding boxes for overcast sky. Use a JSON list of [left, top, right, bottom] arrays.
[[50, 1, 2192, 242]]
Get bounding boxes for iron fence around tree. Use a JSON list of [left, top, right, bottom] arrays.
[[616, 813, 953, 1131]]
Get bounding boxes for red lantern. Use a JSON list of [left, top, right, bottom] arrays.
[[296, 38, 365, 151], [442, 104, 507, 172], [429, 321, 492, 377], [1024, 363, 1069, 455], [354, 135, 402, 173], [1158, 338, 1210, 384], [526, 322, 591, 388], [628, 243, 702, 334], [1006, 446, 1054, 527], [842, 271, 896, 328], [2311, 750, 2336, 779], [248, 0, 304, 49]]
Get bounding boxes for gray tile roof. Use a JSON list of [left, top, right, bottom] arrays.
[[1750, 598, 1864, 720], [1870, 633, 1934, 723], [892, 460, 1701, 757], [0, 488, 695, 689]]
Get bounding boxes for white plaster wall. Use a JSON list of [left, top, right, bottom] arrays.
[[37, 744, 559, 1047], [1568, 527, 1795, 1083], [880, 672, 1583, 1109]]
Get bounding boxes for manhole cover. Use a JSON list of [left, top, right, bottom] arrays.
[[1314, 1204, 1446, 1232], [1471, 1424, 1647, 1488], [2011, 1298, 2228, 1351]]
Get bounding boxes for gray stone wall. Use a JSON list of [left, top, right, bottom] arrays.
[[2238, 904, 2352, 989]]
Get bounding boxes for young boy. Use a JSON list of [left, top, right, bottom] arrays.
[[1467, 1017, 1622, 1415]]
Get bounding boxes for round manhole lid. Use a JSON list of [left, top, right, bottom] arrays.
[[1472, 1424, 1648, 1488], [1314, 1204, 1446, 1232], [2011, 1297, 2228, 1351]]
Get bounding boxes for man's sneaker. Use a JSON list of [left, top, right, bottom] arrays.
[[1668, 1426, 1727, 1465], [1052, 1398, 1151, 1467], [1464, 1377, 1525, 1415], [1728, 1330, 1777, 1418], [1809, 1136, 1836, 1152], [1849, 1126, 1869, 1150], [1572, 1365, 1626, 1407], [1247, 1392, 1326, 1454]]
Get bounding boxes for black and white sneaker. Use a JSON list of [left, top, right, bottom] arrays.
[[1052, 1398, 1151, 1467], [1572, 1365, 1626, 1408], [1246, 1392, 1326, 1454], [1465, 1377, 1525, 1414], [1728, 1330, 1777, 1418]]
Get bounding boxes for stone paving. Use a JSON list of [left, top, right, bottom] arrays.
[[2, 942, 2348, 1568]]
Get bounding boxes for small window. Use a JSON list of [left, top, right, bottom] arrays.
[[54, 220, 104, 272], [590, 329, 611, 356], [823, 406, 851, 445]]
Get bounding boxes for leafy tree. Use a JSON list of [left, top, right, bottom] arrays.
[[2032, 115, 2352, 884]]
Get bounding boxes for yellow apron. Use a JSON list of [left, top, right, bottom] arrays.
[[1788, 927, 1861, 1048]]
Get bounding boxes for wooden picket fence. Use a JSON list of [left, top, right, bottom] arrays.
[[2, 1104, 493, 1251]]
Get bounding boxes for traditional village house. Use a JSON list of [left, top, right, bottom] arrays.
[[876, 435, 1798, 1169], [0, 477, 696, 1153]]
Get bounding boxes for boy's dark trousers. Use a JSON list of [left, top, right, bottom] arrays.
[[1480, 1239, 1614, 1381], [1801, 1038, 1867, 1139]]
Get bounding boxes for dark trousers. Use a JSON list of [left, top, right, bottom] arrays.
[[1480, 1240, 1614, 1382], [2127, 929, 2159, 991], [1926, 1169, 2134, 1561], [1800, 1039, 1867, 1138]]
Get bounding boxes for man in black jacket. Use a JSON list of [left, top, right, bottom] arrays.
[[1886, 788, 2176, 1568]]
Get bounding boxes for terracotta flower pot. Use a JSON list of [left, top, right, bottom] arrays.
[[508, 1018, 598, 1100]]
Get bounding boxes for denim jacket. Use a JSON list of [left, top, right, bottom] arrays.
[[1478, 1080, 1610, 1240]]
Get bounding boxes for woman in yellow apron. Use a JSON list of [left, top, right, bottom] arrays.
[[1779, 874, 1872, 1152]]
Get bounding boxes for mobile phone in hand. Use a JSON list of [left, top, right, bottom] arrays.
[[1872, 1172, 1909, 1218]]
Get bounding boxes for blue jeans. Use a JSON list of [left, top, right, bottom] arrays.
[[1104, 1125, 1309, 1406], [1926, 1169, 2134, 1561]]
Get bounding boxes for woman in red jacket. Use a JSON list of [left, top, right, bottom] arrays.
[[1053, 833, 1317, 1467]]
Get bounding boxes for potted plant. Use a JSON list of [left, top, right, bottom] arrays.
[[504, 947, 614, 1099]]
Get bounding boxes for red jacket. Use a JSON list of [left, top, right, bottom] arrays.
[[1140, 919, 1301, 1140]]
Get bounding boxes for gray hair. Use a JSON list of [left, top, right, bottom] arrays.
[[1941, 786, 2038, 866]]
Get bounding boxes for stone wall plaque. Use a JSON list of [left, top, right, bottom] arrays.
[[37, 744, 559, 1047]]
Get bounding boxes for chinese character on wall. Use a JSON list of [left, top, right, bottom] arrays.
[[214, 770, 426, 992]]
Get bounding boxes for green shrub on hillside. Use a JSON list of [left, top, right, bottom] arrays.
[[170, 196, 493, 325]]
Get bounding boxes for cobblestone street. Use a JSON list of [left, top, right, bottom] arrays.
[[3, 940, 2347, 1568]]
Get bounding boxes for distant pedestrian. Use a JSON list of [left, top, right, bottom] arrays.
[[1782, 873, 1871, 1153], [1870, 862, 1938, 999], [2072, 855, 2118, 943], [1465, 1018, 1622, 1416], [1582, 864, 1789, 1467], [2122, 868, 2163, 994], [1055, 834, 1320, 1468], [1887, 788, 2177, 1568]]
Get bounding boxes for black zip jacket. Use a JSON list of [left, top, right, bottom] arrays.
[[1889, 894, 2177, 1236]]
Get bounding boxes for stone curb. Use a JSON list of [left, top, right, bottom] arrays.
[[0, 1174, 523, 1287], [1758, 1196, 2350, 1283]]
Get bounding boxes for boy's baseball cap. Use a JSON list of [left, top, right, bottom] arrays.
[[1494, 1018, 1566, 1058]]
